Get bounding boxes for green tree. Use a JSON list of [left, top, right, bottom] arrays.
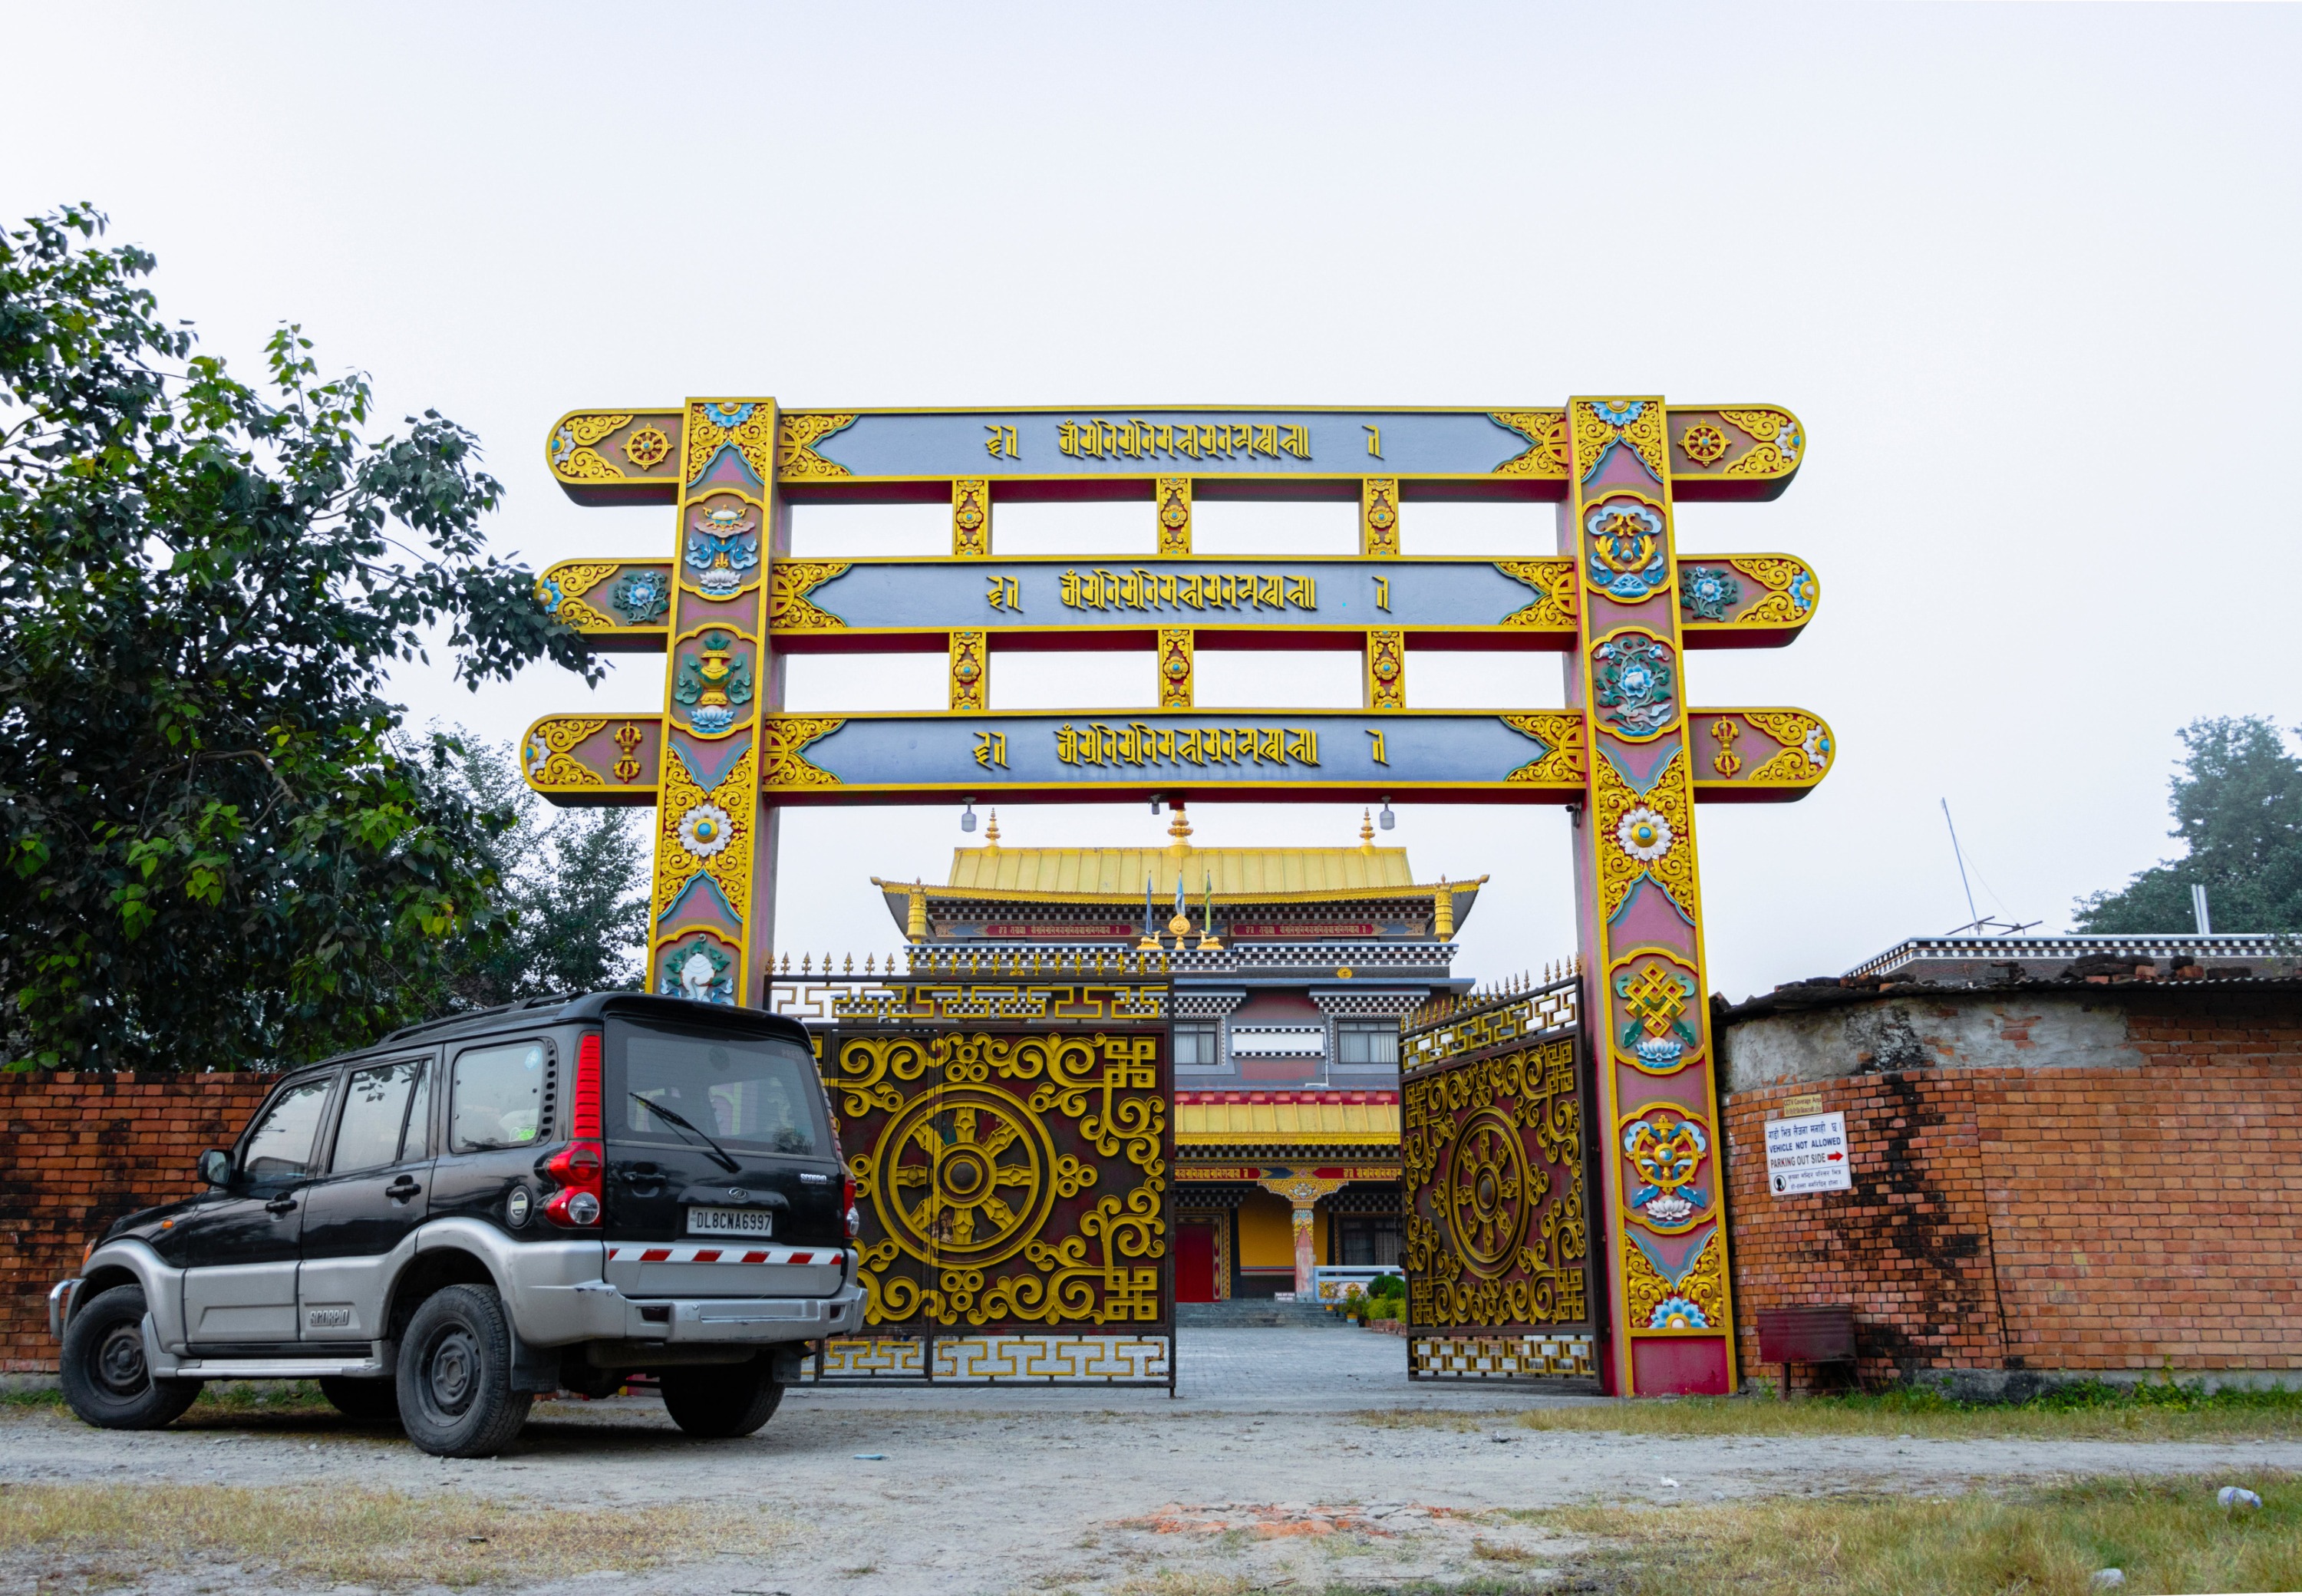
[[2073, 717, 2302, 935], [428, 737, 647, 1008], [0, 205, 596, 1071]]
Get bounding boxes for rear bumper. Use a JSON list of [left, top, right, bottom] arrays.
[[510, 1274, 867, 1347]]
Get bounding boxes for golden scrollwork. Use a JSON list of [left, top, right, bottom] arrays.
[[1365, 629, 1405, 710], [1489, 411, 1569, 478], [539, 562, 618, 605], [1361, 477, 1400, 556], [1717, 556, 1818, 628], [685, 401, 780, 486], [1717, 408, 1792, 443], [759, 717, 846, 789], [1155, 476, 1192, 554], [778, 411, 858, 480], [949, 630, 987, 712], [651, 743, 757, 929], [841, 1030, 1168, 1329], [549, 413, 635, 483], [1502, 712, 1585, 786], [1592, 747, 1697, 923], [1623, 1229, 1726, 1333], [1157, 628, 1193, 709], [1496, 559, 1577, 628], [1716, 409, 1802, 480], [952, 478, 990, 557], [1403, 1036, 1586, 1328], [1741, 710, 1833, 785], [767, 561, 853, 632], [522, 716, 608, 790]]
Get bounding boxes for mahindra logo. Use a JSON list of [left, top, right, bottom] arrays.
[[728, 1188, 747, 1201]]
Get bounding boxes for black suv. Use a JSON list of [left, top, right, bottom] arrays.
[[50, 994, 864, 1456]]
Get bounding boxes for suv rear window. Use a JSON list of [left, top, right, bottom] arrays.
[[607, 1019, 826, 1158]]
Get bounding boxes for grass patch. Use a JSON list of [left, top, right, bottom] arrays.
[[1360, 1378, 2302, 1442], [1512, 1472, 2298, 1596], [0, 1482, 784, 1589]]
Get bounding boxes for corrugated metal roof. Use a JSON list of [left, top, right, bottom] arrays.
[[944, 845, 1420, 899]]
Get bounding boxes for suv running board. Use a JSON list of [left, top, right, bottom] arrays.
[[168, 1354, 390, 1380]]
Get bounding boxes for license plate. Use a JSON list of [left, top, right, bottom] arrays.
[[687, 1207, 773, 1238]]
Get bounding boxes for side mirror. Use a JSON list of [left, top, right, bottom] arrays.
[[196, 1149, 233, 1189]]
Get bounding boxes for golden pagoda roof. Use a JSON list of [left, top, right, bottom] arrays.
[[872, 808, 1486, 907]]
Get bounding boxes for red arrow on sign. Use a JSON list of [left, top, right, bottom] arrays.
[[1827, 1152, 1843, 1160]]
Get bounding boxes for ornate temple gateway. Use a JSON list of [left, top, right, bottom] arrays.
[[522, 394, 1831, 1393], [872, 805, 1479, 1301]]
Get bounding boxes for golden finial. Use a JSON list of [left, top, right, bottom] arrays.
[[843, 953, 853, 974], [800, 953, 811, 974], [1167, 800, 1193, 852], [1359, 810, 1376, 852], [984, 809, 1001, 849]]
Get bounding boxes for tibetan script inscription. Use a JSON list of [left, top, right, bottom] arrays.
[[1058, 419, 1311, 463], [1056, 722, 1321, 770], [1060, 569, 1316, 615]]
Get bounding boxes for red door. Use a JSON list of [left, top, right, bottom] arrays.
[[1176, 1221, 1217, 1303]]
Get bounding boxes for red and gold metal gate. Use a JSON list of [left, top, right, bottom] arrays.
[[810, 972, 1173, 1389], [1400, 971, 1600, 1380]]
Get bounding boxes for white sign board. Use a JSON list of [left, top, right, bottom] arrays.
[[1766, 1111, 1852, 1195]]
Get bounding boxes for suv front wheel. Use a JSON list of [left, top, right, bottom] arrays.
[[60, 1285, 203, 1430], [396, 1284, 532, 1457]]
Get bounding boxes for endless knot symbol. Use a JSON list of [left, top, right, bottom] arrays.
[[1621, 961, 1690, 1039]]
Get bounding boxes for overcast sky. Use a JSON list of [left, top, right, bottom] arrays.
[[6, 3, 2296, 1001]]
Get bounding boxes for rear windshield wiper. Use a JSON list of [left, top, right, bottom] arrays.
[[628, 1093, 740, 1174]]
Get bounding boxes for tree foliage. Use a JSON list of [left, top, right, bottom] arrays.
[[2073, 717, 2302, 935], [0, 205, 599, 1070], [427, 737, 647, 1010]]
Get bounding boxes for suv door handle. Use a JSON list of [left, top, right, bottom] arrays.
[[264, 1195, 298, 1215], [385, 1176, 421, 1202]]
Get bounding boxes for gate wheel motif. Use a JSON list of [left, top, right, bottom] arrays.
[[876, 1086, 1063, 1268], [1446, 1107, 1536, 1274]]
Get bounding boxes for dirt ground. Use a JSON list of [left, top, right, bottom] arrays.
[[4, 1331, 2297, 1594]]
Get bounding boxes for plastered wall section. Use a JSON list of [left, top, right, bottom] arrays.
[[1720, 991, 2302, 1386], [0, 1073, 272, 1373]]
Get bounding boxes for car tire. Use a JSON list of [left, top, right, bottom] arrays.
[[661, 1360, 783, 1438], [59, 1285, 203, 1430], [395, 1284, 532, 1457], [318, 1376, 403, 1426]]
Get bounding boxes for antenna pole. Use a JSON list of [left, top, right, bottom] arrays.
[[1942, 798, 1980, 931]]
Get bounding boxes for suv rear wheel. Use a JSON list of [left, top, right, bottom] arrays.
[[318, 1376, 403, 1426], [661, 1359, 783, 1438], [395, 1284, 531, 1457], [60, 1285, 203, 1430]]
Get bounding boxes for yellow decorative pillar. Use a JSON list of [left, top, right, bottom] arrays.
[[1260, 1174, 1344, 1297], [1360, 477, 1400, 556], [1155, 476, 1192, 554], [952, 477, 990, 556]]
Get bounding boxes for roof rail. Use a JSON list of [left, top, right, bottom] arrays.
[[378, 993, 583, 1046]]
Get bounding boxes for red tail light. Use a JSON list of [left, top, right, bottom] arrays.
[[546, 1031, 605, 1227], [843, 1172, 860, 1240]]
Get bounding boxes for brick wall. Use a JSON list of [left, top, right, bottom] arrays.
[[0, 1073, 272, 1373], [1723, 992, 2302, 1388]]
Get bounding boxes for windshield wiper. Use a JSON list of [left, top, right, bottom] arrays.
[[628, 1093, 740, 1174]]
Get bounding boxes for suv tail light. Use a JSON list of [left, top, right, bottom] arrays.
[[545, 1031, 605, 1228], [843, 1172, 860, 1240]]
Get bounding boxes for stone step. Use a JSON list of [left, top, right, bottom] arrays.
[[1176, 1298, 1351, 1329]]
